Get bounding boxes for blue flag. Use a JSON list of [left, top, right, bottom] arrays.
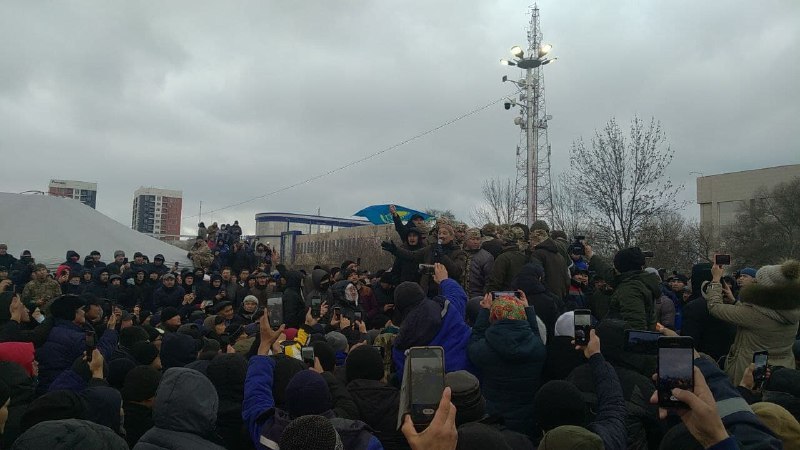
[[353, 204, 432, 225]]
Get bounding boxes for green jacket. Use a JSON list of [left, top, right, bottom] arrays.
[[484, 248, 528, 293], [608, 271, 660, 331]]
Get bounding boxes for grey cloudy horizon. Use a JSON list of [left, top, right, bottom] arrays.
[[1, 0, 798, 236]]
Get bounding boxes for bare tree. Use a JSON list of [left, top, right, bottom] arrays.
[[424, 208, 458, 222], [550, 173, 588, 239], [722, 177, 800, 267], [469, 177, 524, 226], [567, 116, 684, 251]]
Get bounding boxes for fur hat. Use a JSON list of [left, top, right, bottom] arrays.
[[49, 295, 86, 321], [739, 260, 800, 310]]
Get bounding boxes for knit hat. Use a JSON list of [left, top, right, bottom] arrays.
[[345, 346, 384, 383], [530, 220, 550, 233], [12, 419, 129, 450], [0, 342, 36, 376], [393, 281, 426, 325], [739, 267, 757, 278], [279, 415, 344, 450], [285, 370, 333, 419], [121, 366, 162, 402], [755, 260, 800, 288], [49, 295, 86, 321], [284, 328, 299, 342], [130, 341, 160, 366], [113, 250, 125, 258], [159, 306, 180, 324], [533, 381, 587, 431], [312, 341, 336, 373], [489, 298, 527, 323], [539, 425, 604, 450], [243, 295, 259, 305], [20, 390, 88, 432], [554, 311, 575, 337], [644, 267, 661, 281], [119, 326, 150, 348], [445, 371, 486, 426], [456, 422, 512, 450], [613, 247, 646, 273], [325, 332, 348, 354], [751, 402, 800, 450]]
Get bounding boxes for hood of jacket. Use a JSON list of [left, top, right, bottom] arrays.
[[533, 238, 559, 254], [615, 270, 662, 299], [739, 281, 800, 312], [153, 367, 219, 435], [285, 271, 304, 290], [311, 269, 330, 290], [484, 319, 544, 360], [66, 250, 80, 261], [330, 280, 350, 304]]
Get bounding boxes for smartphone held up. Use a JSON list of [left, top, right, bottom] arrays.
[[573, 309, 591, 346], [657, 336, 695, 408]]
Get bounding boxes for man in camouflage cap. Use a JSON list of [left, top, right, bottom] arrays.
[[21, 264, 62, 309], [484, 224, 530, 292]]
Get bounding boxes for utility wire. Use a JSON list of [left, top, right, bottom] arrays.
[[183, 91, 517, 220]]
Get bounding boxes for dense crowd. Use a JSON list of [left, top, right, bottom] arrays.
[[0, 207, 798, 450]]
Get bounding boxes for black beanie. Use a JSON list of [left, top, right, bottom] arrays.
[[20, 390, 87, 432], [121, 366, 162, 402], [279, 415, 343, 450], [160, 307, 180, 324], [49, 295, 86, 321], [533, 380, 587, 431], [613, 247, 646, 273], [312, 341, 336, 373], [285, 370, 332, 419], [130, 341, 160, 366], [345, 346, 384, 383], [108, 358, 137, 389], [456, 422, 512, 450], [393, 282, 425, 325], [119, 326, 150, 349]]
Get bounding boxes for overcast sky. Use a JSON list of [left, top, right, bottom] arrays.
[[1, 0, 798, 235]]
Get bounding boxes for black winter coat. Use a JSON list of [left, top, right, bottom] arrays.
[[681, 295, 736, 363], [123, 401, 154, 448], [346, 379, 409, 450]]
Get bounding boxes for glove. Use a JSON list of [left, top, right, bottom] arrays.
[[381, 240, 398, 254]]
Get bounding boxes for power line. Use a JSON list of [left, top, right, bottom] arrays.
[[183, 92, 517, 220]]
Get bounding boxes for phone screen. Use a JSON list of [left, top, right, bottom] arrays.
[[715, 254, 731, 265], [267, 296, 283, 328], [311, 297, 322, 318], [85, 332, 96, 361], [658, 342, 694, 408], [354, 311, 363, 321], [301, 346, 315, 365], [574, 310, 591, 345], [625, 330, 661, 355], [491, 291, 520, 301], [409, 347, 445, 426], [753, 351, 768, 386]]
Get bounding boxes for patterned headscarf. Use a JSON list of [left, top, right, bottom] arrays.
[[489, 298, 527, 323]]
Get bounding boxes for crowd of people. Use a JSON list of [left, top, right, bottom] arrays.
[[0, 206, 798, 450]]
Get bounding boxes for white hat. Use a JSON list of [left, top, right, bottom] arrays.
[[554, 311, 575, 338]]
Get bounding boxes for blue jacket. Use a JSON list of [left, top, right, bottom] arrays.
[[153, 285, 186, 310], [36, 319, 117, 394], [695, 357, 781, 449], [467, 306, 546, 436], [391, 279, 474, 380], [243, 356, 383, 450]]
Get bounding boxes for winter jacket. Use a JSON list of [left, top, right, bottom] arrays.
[[392, 241, 467, 295], [391, 279, 473, 381], [467, 307, 546, 437], [654, 289, 676, 330], [152, 284, 186, 310], [124, 401, 154, 448], [485, 246, 528, 293], [565, 281, 589, 311], [607, 270, 660, 331], [242, 356, 383, 450], [390, 241, 425, 285], [530, 238, 570, 299], [695, 356, 782, 449], [346, 379, 409, 450], [581, 353, 628, 450], [464, 248, 494, 297], [134, 367, 226, 450], [681, 294, 736, 364], [706, 281, 800, 384], [281, 271, 306, 329], [36, 319, 117, 394], [0, 361, 37, 447]]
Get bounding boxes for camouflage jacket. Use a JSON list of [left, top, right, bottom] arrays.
[[21, 278, 62, 308]]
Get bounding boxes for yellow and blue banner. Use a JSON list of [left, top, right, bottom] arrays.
[[353, 204, 432, 225]]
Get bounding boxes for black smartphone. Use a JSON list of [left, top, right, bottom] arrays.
[[753, 351, 768, 389], [715, 254, 731, 265], [624, 329, 661, 355], [408, 346, 445, 429], [310, 297, 322, 318], [491, 291, 521, 301], [301, 346, 315, 367], [574, 309, 591, 346], [418, 264, 435, 275], [85, 331, 97, 362], [333, 306, 341, 317], [123, 258, 129, 264], [266, 295, 283, 329], [658, 336, 695, 408], [354, 311, 363, 322], [373, 345, 385, 358]]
